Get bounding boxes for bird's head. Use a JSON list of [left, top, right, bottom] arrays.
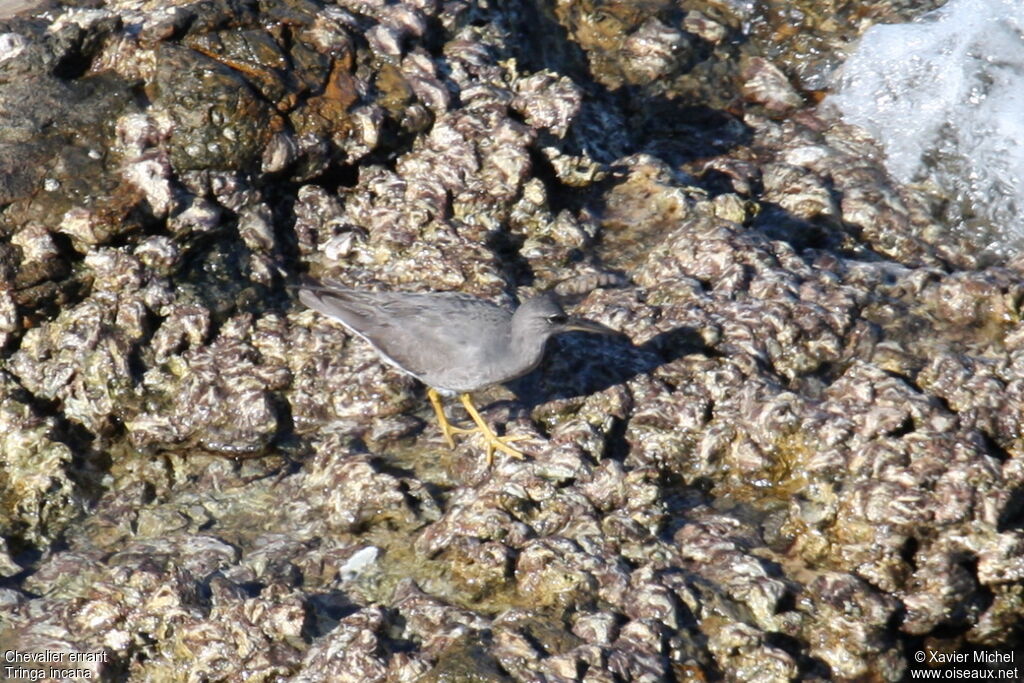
[[513, 294, 620, 343]]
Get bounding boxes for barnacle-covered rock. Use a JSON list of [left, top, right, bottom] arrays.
[[9, 223, 70, 290], [298, 449, 418, 533], [3, 0, 1024, 680], [8, 288, 143, 434], [0, 373, 78, 555], [0, 285, 16, 349], [126, 313, 289, 455], [799, 573, 903, 679], [511, 70, 582, 138], [740, 56, 804, 112], [4, 533, 307, 680], [551, 0, 696, 91], [294, 607, 392, 683]]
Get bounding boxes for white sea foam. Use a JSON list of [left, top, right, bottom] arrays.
[[829, 0, 1024, 257]]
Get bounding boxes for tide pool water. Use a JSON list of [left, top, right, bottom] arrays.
[[829, 0, 1024, 258]]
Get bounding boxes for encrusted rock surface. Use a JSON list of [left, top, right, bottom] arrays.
[[1, 0, 1022, 681]]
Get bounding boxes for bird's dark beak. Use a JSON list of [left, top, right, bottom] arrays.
[[563, 317, 622, 337]]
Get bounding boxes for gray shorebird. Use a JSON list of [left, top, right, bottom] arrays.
[[298, 278, 619, 463]]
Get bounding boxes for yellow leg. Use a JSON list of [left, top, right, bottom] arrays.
[[427, 388, 475, 448], [459, 393, 528, 466]]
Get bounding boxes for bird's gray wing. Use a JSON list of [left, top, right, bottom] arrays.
[[366, 292, 511, 389], [298, 284, 391, 338], [299, 282, 510, 389]]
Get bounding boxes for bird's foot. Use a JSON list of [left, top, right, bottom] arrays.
[[438, 422, 479, 448], [442, 420, 529, 466], [427, 389, 531, 466], [458, 393, 530, 466], [481, 433, 528, 466]]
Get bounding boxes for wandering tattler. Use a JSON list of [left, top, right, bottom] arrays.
[[298, 278, 619, 463]]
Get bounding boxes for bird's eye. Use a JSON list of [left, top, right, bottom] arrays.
[[547, 314, 568, 325]]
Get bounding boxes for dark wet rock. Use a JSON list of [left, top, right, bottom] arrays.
[[154, 44, 279, 173], [0, 70, 140, 245], [1, 0, 1023, 681]]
